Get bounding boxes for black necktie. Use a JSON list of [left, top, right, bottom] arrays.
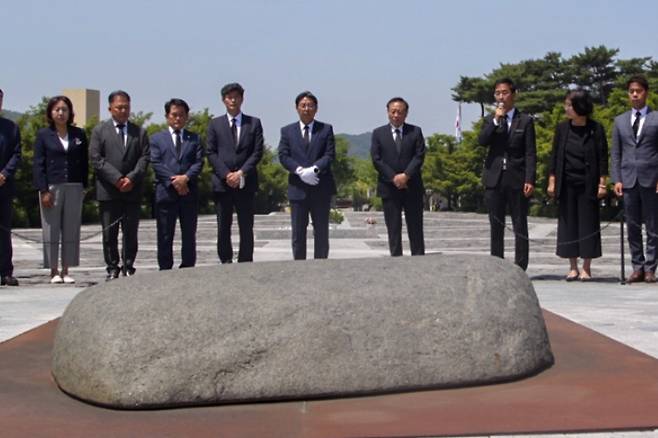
[[231, 118, 238, 147], [633, 111, 642, 139], [174, 129, 182, 159], [303, 125, 310, 147], [394, 128, 402, 154], [500, 115, 508, 135], [116, 123, 125, 147]]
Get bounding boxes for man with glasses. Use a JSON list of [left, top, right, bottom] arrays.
[[278, 91, 336, 260], [478, 78, 536, 270], [0, 88, 21, 286]]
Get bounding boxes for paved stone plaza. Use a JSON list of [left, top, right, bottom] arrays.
[[1, 210, 657, 437]]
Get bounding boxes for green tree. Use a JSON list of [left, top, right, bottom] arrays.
[[254, 147, 287, 213], [423, 131, 485, 211], [568, 45, 620, 104], [350, 157, 378, 210], [451, 76, 493, 117], [333, 136, 356, 198]]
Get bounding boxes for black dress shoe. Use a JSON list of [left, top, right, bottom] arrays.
[[124, 267, 136, 277], [1, 276, 19, 286], [105, 270, 120, 281]]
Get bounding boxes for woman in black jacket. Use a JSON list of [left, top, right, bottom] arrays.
[[33, 96, 88, 284], [547, 89, 608, 281]]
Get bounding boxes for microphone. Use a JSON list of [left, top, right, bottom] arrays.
[[495, 102, 506, 123]]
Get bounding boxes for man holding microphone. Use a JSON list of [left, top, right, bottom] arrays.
[[478, 78, 536, 271]]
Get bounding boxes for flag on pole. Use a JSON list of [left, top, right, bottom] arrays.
[[454, 103, 463, 143]]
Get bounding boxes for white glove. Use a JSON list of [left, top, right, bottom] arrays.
[[296, 166, 319, 186]]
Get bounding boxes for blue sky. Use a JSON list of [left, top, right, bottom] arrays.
[[3, 0, 656, 145]]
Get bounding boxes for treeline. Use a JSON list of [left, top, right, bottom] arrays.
[[7, 45, 658, 227]]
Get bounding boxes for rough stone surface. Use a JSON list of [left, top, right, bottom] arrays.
[[51, 254, 554, 409]]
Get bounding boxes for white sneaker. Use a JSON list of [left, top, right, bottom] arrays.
[[50, 275, 63, 284], [62, 275, 75, 284]]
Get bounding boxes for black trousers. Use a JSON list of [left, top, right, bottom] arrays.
[[484, 175, 529, 270], [99, 200, 140, 274], [214, 191, 255, 263], [556, 182, 601, 259], [382, 190, 425, 256], [155, 199, 198, 270], [623, 184, 658, 273], [290, 196, 330, 260], [0, 196, 13, 277]]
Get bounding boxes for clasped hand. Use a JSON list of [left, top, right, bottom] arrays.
[[114, 177, 134, 193], [296, 166, 319, 186], [170, 175, 190, 196]]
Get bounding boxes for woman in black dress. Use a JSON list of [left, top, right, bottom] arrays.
[[547, 89, 608, 281]]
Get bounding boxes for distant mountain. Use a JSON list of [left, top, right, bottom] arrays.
[[336, 132, 371, 159], [0, 109, 22, 122]]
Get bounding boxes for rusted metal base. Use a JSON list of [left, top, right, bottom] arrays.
[[1, 311, 658, 438]]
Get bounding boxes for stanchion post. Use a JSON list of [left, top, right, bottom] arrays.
[[620, 206, 626, 285]]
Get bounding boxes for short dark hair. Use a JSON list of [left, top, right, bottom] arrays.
[[386, 97, 409, 111], [46, 95, 75, 126], [221, 83, 244, 98], [295, 91, 318, 107], [164, 98, 190, 115], [108, 90, 131, 104], [494, 78, 517, 93], [566, 89, 593, 117], [626, 74, 649, 92], [0, 88, 3, 97]]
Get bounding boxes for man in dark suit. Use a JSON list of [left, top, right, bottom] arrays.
[[478, 78, 536, 271], [371, 97, 426, 256], [278, 91, 336, 260], [611, 75, 658, 283], [150, 98, 203, 270], [0, 88, 21, 286], [90, 90, 150, 280], [207, 83, 264, 263]]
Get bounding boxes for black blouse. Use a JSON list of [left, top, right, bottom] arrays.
[[564, 124, 588, 182]]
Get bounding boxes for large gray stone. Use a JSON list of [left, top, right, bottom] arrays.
[[52, 254, 554, 408]]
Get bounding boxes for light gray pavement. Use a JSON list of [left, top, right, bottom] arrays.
[[1, 210, 657, 437]]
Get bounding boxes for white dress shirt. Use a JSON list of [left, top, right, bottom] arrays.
[[631, 106, 649, 138], [390, 124, 403, 140], [113, 119, 127, 146], [168, 126, 185, 148], [299, 120, 314, 142], [228, 112, 242, 141], [58, 133, 70, 151]]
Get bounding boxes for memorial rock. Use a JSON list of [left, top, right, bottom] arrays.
[[52, 254, 554, 408]]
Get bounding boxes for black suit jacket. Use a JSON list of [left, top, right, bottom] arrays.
[[278, 120, 337, 201], [478, 110, 537, 189], [206, 114, 264, 193], [89, 120, 150, 202], [0, 117, 21, 199], [150, 129, 204, 203], [370, 123, 426, 199], [549, 119, 608, 200], [33, 126, 89, 193]]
